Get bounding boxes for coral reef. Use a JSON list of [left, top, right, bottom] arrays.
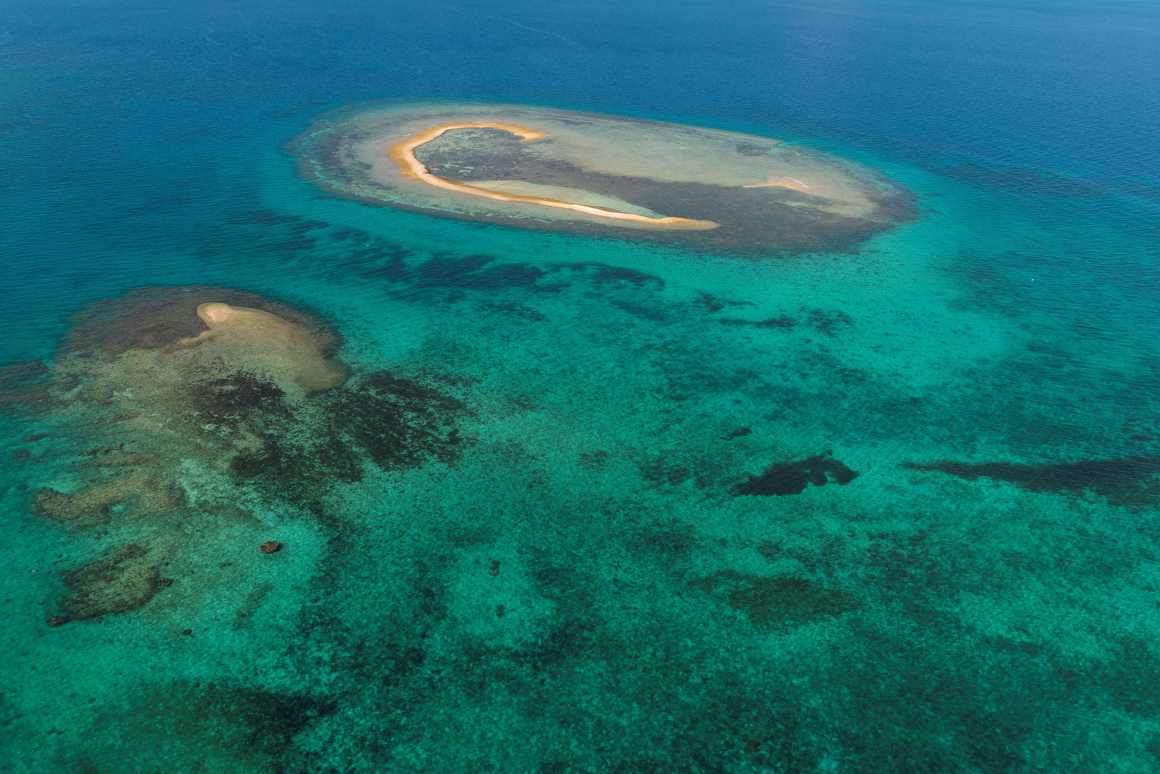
[[690, 570, 859, 631], [903, 456, 1160, 506], [8, 286, 467, 627], [0, 360, 59, 412], [53, 544, 168, 624], [221, 369, 466, 501], [34, 470, 185, 528], [733, 452, 858, 496], [62, 285, 341, 360], [72, 681, 338, 772], [292, 103, 914, 254]]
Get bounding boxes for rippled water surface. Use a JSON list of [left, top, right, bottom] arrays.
[[2, 1, 1159, 770]]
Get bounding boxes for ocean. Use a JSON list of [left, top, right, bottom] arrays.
[[2, 0, 1159, 770]]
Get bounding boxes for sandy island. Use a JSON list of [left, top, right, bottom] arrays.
[[388, 122, 720, 231], [291, 103, 914, 252], [174, 302, 348, 392]]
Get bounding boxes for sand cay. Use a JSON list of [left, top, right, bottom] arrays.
[[175, 302, 348, 393], [292, 102, 914, 253]]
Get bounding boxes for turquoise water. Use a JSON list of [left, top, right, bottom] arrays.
[[2, 0, 1160, 770]]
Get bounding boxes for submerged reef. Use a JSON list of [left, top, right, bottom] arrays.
[[72, 680, 339, 772], [61, 285, 340, 360], [0, 360, 59, 411], [35, 469, 185, 529], [291, 103, 913, 253], [690, 571, 859, 631], [6, 285, 467, 625], [903, 456, 1160, 506], [733, 452, 859, 496], [50, 544, 169, 625]]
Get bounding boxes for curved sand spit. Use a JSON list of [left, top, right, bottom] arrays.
[[388, 122, 719, 231]]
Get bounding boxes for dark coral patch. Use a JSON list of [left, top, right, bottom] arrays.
[[563, 262, 664, 290], [758, 315, 797, 330], [632, 520, 697, 561], [698, 292, 726, 313], [578, 449, 609, 470], [806, 308, 853, 336], [190, 371, 289, 424], [416, 254, 539, 289], [331, 371, 466, 470], [903, 456, 1160, 506], [715, 307, 848, 335], [0, 360, 57, 411], [691, 570, 858, 631], [230, 433, 363, 494], [718, 315, 797, 330], [734, 453, 858, 496], [639, 458, 693, 487], [76, 681, 338, 771], [226, 370, 467, 501], [480, 301, 547, 322], [202, 685, 338, 758], [612, 299, 668, 322]]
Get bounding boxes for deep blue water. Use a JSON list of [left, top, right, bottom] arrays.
[[2, 1, 1159, 770]]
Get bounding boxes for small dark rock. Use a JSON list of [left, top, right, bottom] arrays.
[[259, 540, 284, 554]]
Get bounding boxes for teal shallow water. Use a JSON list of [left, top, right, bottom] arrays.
[[2, 1, 1160, 771]]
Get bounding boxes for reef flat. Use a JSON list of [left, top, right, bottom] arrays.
[[4, 285, 467, 628], [291, 103, 913, 253]]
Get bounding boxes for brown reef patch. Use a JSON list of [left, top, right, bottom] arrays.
[[53, 544, 168, 624]]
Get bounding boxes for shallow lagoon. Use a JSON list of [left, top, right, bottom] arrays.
[[1, 0, 1159, 770]]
